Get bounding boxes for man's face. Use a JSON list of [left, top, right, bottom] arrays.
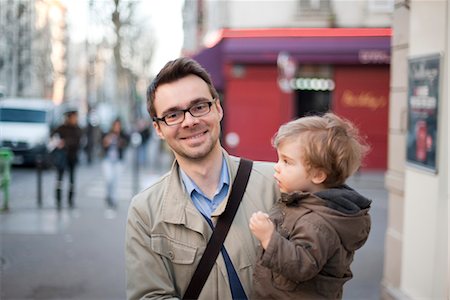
[[152, 75, 223, 161], [68, 113, 78, 125]]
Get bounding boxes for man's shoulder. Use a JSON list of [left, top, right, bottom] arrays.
[[132, 172, 171, 205], [227, 155, 275, 182], [251, 159, 276, 180], [252, 160, 275, 172]]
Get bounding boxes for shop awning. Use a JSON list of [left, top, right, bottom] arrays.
[[192, 28, 391, 91]]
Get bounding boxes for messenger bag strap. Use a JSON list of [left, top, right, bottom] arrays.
[[182, 158, 253, 300]]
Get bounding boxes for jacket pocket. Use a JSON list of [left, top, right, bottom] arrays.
[[150, 234, 197, 264]]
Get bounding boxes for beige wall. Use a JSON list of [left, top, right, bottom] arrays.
[[383, 0, 449, 299], [447, 2, 449, 299], [382, 1, 409, 297], [200, 0, 393, 45]]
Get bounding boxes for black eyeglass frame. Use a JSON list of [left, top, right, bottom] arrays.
[[153, 99, 217, 126]]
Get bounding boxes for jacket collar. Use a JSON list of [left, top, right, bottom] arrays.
[[160, 149, 239, 233]]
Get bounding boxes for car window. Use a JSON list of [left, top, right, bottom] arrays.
[[0, 108, 47, 123]]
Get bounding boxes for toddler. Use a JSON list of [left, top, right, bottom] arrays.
[[249, 113, 371, 299]]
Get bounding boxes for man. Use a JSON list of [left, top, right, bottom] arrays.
[[125, 57, 279, 300], [51, 109, 82, 209]]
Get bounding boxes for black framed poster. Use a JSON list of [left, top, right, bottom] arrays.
[[406, 54, 440, 173]]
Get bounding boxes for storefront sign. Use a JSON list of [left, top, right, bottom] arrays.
[[277, 51, 296, 93], [289, 78, 335, 91], [358, 49, 391, 64], [341, 89, 387, 110], [406, 54, 440, 172]]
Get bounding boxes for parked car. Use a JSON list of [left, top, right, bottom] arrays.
[[0, 98, 59, 166]]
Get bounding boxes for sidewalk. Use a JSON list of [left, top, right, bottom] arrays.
[[344, 171, 388, 299], [0, 156, 387, 299], [1, 154, 170, 300]]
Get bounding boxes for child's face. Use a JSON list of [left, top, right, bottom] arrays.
[[273, 139, 318, 194]]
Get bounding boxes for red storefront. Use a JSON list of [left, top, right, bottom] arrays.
[[193, 28, 391, 170]]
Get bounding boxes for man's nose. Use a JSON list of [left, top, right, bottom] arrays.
[[181, 110, 199, 126]]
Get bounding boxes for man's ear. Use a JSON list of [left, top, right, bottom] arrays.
[[215, 99, 224, 121], [153, 121, 165, 140], [312, 169, 327, 184]]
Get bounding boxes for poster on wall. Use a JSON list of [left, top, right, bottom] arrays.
[[406, 54, 440, 173]]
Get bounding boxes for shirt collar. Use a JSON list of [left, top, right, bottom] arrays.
[[179, 155, 230, 199]]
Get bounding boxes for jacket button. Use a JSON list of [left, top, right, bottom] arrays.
[[168, 250, 175, 260]]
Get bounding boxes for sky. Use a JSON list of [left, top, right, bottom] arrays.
[[62, 0, 185, 76], [145, 0, 185, 74]]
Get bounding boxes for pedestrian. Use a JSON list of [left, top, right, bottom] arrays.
[[125, 57, 279, 300], [136, 118, 151, 166], [51, 109, 82, 209], [101, 118, 129, 212], [249, 113, 372, 299]]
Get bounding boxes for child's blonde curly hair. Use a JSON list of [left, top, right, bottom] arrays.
[[272, 113, 370, 187]]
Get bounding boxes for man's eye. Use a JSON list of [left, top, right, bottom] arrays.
[[165, 111, 182, 120], [192, 103, 208, 112]]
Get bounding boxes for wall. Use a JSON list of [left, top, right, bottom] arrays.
[[382, 0, 449, 299], [226, 1, 298, 28], [196, 0, 393, 49], [333, 65, 390, 170], [222, 63, 293, 161], [331, 0, 393, 27], [402, 1, 448, 298], [222, 61, 391, 168]]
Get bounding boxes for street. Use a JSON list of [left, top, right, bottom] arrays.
[[0, 154, 387, 300]]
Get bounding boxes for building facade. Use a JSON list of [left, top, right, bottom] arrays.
[[183, 0, 393, 50], [382, 0, 449, 299], [0, 0, 67, 102], [184, 1, 449, 295], [193, 28, 390, 169], [183, 0, 393, 169]]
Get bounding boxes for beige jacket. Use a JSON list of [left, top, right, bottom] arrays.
[[126, 152, 279, 300]]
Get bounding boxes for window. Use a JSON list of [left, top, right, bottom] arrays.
[[0, 108, 47, 123], [368, 0, 395, 13]]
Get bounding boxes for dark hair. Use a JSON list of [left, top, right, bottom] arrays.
[[64, 110, 78, 117], [146, 57, 219, 118]]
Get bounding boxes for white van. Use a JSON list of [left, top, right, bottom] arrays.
[[0, 98, 59, 165]]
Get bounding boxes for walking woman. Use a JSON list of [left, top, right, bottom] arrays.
[[101, 118, 129, 211]]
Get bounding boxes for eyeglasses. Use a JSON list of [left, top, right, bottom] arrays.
[[154, 99, 216, 126]]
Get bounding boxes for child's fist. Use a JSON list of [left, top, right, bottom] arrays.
[[249, 211, 274, 249]]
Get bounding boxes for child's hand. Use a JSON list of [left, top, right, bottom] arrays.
[[249, 211, 274, 250]]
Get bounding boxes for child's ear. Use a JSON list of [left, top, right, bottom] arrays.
[[312, 169, 327, 184]]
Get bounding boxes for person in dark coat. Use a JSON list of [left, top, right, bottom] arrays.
[[51, 109, 82, 209], [249, 113, 371, 299]]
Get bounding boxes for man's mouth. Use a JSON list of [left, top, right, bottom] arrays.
[[181, 130, 207, 140]]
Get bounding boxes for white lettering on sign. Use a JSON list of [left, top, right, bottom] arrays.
[[359, 50, 391, 64], [410, 96, 437, 110], [289, 78, 335, 91]]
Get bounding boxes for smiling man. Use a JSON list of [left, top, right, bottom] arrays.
[[125, 57, 279, 300]]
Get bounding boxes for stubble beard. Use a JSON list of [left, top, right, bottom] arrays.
[[172, 132, 220, 162]]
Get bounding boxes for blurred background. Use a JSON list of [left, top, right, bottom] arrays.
[[0, 0, 448, 299]]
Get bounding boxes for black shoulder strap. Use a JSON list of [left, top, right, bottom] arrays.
[[182, 158, 253, 300]]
